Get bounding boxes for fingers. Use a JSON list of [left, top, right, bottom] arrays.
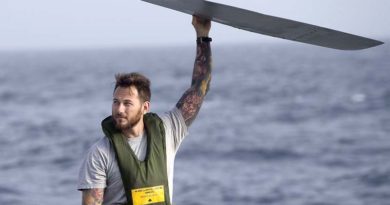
[[192, 15, 196, 26], [192, 15, 211, 26]]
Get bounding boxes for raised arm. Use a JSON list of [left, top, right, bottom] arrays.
[[176, 16, 212, 127], [81, 188, 104, 205]]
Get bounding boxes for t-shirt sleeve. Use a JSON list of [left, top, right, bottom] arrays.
[[160, 107, 189, 153], [77, 138, 109, 190]]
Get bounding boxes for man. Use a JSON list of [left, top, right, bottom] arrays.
[[78, 15, 212, 205]]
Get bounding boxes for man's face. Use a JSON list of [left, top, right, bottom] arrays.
[[112, 86, 149, 131]]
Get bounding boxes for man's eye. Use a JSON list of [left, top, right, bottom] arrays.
[[124, 102, 132, 106]]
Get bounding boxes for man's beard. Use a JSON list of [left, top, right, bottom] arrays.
[[114, 108, 143, 131]]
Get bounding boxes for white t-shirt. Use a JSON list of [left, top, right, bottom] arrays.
[[77, 108, 188, 205]]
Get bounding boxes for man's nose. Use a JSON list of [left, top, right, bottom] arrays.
[[119, 103, 126, 112], [115, 103, 125, 114]]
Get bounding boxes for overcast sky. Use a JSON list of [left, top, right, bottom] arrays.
[[1, 0, 389, 50]]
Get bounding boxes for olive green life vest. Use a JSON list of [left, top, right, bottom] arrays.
[[101, 113, 171, 205]]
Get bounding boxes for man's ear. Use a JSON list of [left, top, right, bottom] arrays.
[[143, 101, 150, 114]]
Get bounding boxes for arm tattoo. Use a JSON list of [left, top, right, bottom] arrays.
[[82, 189, 104, 205], [176, 42, 212, 126]]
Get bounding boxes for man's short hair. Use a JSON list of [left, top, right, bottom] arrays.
[[114, 72, 151, 102]]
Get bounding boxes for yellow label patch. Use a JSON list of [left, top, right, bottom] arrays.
[[131, 185, 165, 205]]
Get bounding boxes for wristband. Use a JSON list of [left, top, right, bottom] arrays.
[[196, 37, 212, 44]]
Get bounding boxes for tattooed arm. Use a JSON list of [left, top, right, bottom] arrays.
[[82, 188, 104, 205], [176, 16, 212, 127]]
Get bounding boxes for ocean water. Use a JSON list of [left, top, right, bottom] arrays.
[[0, 42, 389, 205]]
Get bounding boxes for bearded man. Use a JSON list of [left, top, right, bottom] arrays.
[[78, 15, 212, 205]]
